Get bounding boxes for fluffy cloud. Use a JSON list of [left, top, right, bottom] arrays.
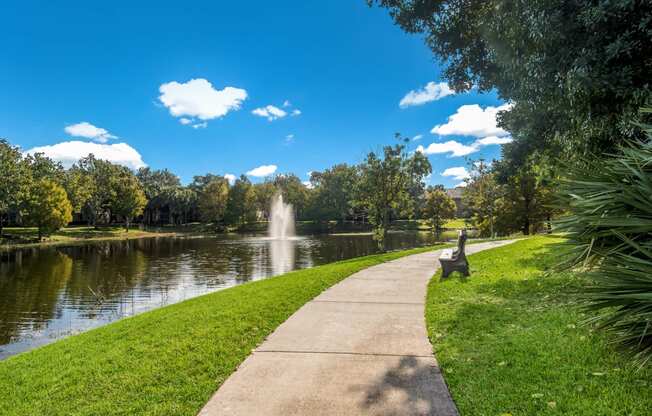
[[252, 105, 287, 121], [417, 135, 513, 158], [246, 164, 277, 177], [416, 141, 478, 157], [475, 135, 513, 146], [441, 166, 470, 181], [399, 82, 454, 108], [26, 141, 146, 170], [412, 134, 423, 141], [224, 173, 236, 185], [431, 103, 512, 137], [64, 122, 116, 143], [158, 78, 247, 123]]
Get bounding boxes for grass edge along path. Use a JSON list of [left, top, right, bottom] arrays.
[[426, 236, 652, 415], [0, 244, 445, 416]]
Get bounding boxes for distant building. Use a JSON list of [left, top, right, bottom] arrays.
[[446, 187, 467, 218]]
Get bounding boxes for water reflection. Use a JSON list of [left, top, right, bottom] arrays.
[[0, 231, 438, 358]]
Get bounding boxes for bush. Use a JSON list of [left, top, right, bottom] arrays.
[[557, 116, 652, 365]]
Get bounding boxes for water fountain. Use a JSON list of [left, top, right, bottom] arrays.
[[268, 194, 296, 275], [268, 193, 295, 240]]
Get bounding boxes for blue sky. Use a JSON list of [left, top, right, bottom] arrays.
[[0, 1, 509, 188]]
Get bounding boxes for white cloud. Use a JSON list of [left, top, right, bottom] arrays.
[[475, 135, 513, 146], [191, 122, 207, 129], [399, 81, 454, 108], [179, 118, 192, 125], [158, 78, 247, 123], [302, 181, 314, 189], [454, 181, 468, 188], [224, 173, 236, 185], [306, 171, 313, 178], [412, 134, 423, 141], [26, 141, 146, 170], [64, 122, 116, 143], [247, 164, 277, 177], [416, 141, 478, 157], [442, 166, 470, 181], [431, 103, 512, 138], [252, 105, 287, 121], [283, 100, 291, 108], [291, 109, 301, 116]]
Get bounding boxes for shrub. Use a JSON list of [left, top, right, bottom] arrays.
[[557, 115, 652, 365]]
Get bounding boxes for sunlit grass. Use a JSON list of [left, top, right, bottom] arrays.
[[426, 236, 652, 415], [0, 244, 442, 416]]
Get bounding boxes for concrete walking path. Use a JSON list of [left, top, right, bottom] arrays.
[[199, 240, 515, 416]]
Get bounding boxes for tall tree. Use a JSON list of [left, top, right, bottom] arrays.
[[357, 142, 431, 250], [463, 160, 501, 238], [112, 168, 147, 231], [22, 179, 73, 240], [273, 174, 309, 219], [308, 164, 359, 222], [0, 139, 27, 235], [225, 175, 256, 226], [423, 186, 456, 240], [197, 177, 229, 224]]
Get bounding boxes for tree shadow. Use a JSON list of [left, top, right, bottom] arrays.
[[350, 355, 458, 416]]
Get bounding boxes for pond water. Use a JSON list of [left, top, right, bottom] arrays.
[[0, 231, 439, 359]]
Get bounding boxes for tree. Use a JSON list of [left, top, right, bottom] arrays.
[[308, 164, 359, 222], [253, 181, 276, 220], [197, 177, 229, 224], [0, 139, 27, 235], [369, 0, 652, 170], [357, 141, 431, 250], [22, 179, 72, 240], [75, 155, 119, 227], [273, 174, 309, 219], [463, 160, 501, 238], [423, 186, 456, 240], [225, 175, 257, 226], [63, 166, 94, 215], [112, 168, 147, 231]]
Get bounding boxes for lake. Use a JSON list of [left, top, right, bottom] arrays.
[[0, 231, 439, 359]]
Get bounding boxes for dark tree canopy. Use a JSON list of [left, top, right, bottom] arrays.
[[370, 0, 652, 167]]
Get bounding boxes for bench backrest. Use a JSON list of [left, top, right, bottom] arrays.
[[457, 229, 467, 254]]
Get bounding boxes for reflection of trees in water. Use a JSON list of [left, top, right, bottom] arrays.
[[58, 241, 149, 318], [0, 250, 73, 344]]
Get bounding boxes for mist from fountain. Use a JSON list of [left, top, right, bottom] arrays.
[[268, 193, 295, 240]]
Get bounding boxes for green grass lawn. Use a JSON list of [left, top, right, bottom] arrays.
[[426, 236, 652, 415], [0, 244, 442, 416], [443, 218, 469, 229], [0, 226, 176, 248]]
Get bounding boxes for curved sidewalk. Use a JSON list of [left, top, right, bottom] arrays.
[[199, 240, 515, 416]]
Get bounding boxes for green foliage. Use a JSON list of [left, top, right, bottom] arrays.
[[426, 237, 652, 414], [357, 139, 431, 249], [224, 175, 257, 225], [112, 169, 147, 231], [423, 186, 456, 239], [370, 0, 652, 169], [307, 164, 359, 222], [22, 179, 73, 239], [0, 139, 27, 232], [557, 123, 652, 365], [197, 177, 229, 224]]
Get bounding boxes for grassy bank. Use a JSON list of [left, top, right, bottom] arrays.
[[0, 226, 179, 250], [426, 236, 652, 415], [0, 244, 442, 416]]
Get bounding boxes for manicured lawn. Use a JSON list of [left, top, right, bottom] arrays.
[[0, 226, 176, 248], [426, 236, 652, 415], [0, 244, 442, 416], [443, 218, 469, 229]]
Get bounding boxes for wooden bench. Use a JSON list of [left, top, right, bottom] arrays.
[[439, 229, 469, 278]]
